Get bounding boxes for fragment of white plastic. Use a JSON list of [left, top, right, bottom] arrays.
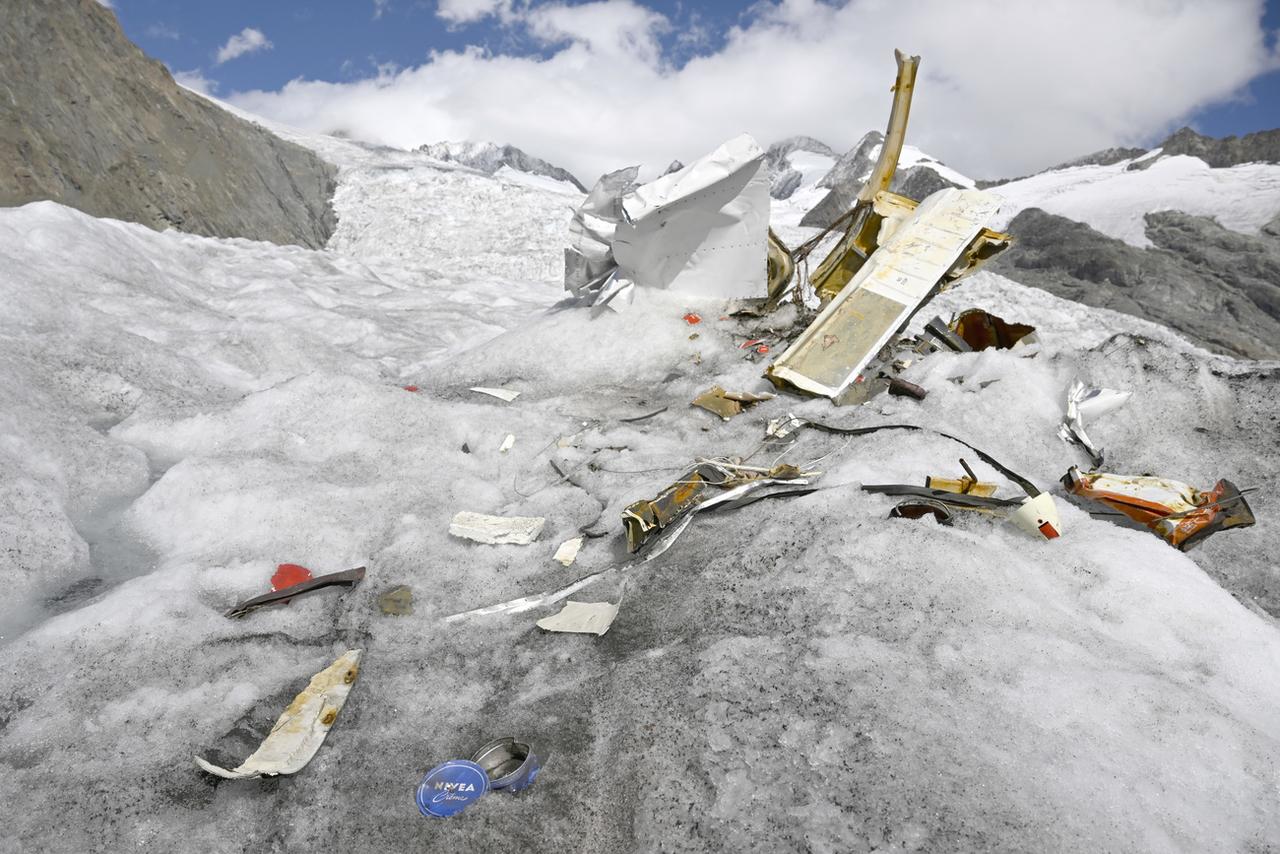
[[1009, 493, 1063, 540], [767, 188, 1003, 399], [553, 535, 584, 567], [536, 600, 620, 636], [449, 511, 546, 545], [499, 433, 515, 454], [612, 133, 770, 300], [469, 386, 520, 402], [194, 649, 362, 780]]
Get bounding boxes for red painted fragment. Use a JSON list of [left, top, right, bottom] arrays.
[[402, 385, 420, 392], [272, 563, 314, 591], [683, 313, 702, 325]]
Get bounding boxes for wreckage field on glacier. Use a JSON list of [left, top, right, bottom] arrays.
[[2, 118, 1279, 852]]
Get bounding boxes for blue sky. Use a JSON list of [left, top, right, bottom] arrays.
[[105, 0, 1280, 181]]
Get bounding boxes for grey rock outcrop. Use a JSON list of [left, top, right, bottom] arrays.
[[1129, 126, 1280, 171], [418, 141, 587, 191], [764, 135, 835, 200], [798, 132, 964, 229], [990, 207, 1280, 359], [0, 0, 337, 248]]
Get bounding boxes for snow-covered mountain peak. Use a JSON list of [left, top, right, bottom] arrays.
[[417, 140, 587, 192]]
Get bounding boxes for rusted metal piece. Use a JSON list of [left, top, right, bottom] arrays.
[[766, 189, 1004, 400], [1062, 466, 1255, 550], [889, 498, 954, 524], [691, 386, 775, 421], [224, 566, 367, 619], [766, 227, 795, 301], [925, 475, 998, 498], [622, 462, 735, 552], [194, 650, 363, 779], [949, 309, 1037, 351]]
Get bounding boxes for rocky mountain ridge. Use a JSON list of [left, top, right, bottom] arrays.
[[0, 0, 337, 248]]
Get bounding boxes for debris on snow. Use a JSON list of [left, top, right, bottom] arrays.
[[536, 600, 620, 636], [449, 511, 546, 545], [224, 566, 367, 619], [469, 386, 520, 402], [194, 650, 362, 779], [552, 536, 584, 567]]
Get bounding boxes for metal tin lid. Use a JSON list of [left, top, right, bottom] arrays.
[[416, 760, 490, 818]]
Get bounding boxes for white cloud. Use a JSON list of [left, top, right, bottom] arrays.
[[215, 27, 273, 65], [228, 0, 1280, 183], [373, 0, 391, 20], [172, 69, 218, 95], [436, 0, 512, 24]]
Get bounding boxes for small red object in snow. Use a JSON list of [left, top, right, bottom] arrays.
[[402, 385, 420, 392], [272, 563, 314, 591], [739, 339, 762, 350], [683, 313, 702, 325], [756, 345, 770, 354]]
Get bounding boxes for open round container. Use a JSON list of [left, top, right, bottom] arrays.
[[469, 737, 541, 793]]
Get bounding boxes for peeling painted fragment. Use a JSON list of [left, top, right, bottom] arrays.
[[766, 188, 1005, 401], [449, 511, 545, 545], [499, 433, 515, 454], [1062, 466, 1255, 550], [194, 650, 362, 780], [536, 600, 620, 636], [469, 387, 520, 402]]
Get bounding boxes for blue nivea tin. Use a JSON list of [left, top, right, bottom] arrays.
[[416, 759, 490, 818]]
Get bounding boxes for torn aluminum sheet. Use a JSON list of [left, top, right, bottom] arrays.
[[691, 386, 776, 421], [224, 566, 366, 619], [449, 511, 546, 545], [194, 650, 362, 780], [536, 600, 620, 636], [1062, 466, 1255, 550], [766, 188, 1004, 401], [613, 133, 770, 299], [553, 536, 584, 567], [470, 387, 520, 402], [566, 135, 770, 308], [565, 165, 640, 301], [1057, 380, 1131, 467]]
